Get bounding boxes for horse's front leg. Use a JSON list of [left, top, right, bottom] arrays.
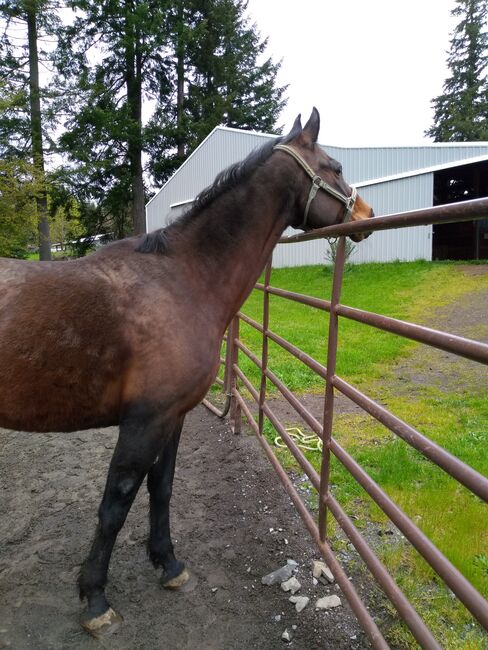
[[78, 408, 169, 637], [147, 417, 189, 588]]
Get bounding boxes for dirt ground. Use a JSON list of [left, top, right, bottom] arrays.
[[0, 405, 369, 650], [1, 265, 486, 650]]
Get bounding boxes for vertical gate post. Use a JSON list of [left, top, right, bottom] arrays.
[[319, 237, 347, 541], [229, 315, 242, 434], [258, 258, 273, 435]]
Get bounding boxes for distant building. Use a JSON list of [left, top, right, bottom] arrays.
[[146, 127, 488, 266]]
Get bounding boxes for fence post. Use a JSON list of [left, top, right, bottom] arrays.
[[319, 236, 347, 541], [258, 257, 273, 435], [229, 315, 242, 434]]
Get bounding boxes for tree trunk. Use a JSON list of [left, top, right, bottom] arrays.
[[125, 1, 146, 235], [176, 5, 185, 159], [26, 1, 51, 260], [176, 51, 185, 158]]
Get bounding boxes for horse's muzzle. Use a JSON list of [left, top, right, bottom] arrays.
[[350, 209, 374, 242]]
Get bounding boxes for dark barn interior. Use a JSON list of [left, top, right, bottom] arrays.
[[433, 159, 488, 260]]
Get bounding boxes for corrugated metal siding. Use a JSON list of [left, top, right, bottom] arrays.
[[326, 144, 488, 183]]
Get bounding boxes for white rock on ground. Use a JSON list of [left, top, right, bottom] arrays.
[[262, 564, 295, 585], [315, 595, 342, 610], [281, 628, 293, 643], [312, 560, 335, 583], [289, 595, 309, 613], [280, 576, 301, 594]]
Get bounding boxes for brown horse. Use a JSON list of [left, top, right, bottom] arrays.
[[0, 108, 373, 635]]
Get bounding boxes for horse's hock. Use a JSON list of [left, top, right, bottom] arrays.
[[204, 198, 488, 649]]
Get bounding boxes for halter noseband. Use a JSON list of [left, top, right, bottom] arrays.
[[273, 143, 357, 229]]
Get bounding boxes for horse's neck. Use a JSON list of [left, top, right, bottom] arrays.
[[175, 170, 293, 328]]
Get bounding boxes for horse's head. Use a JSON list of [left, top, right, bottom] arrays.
[[275, 108, 373, 241]]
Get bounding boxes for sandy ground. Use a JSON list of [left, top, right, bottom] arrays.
[[0, 406, 369, 650]]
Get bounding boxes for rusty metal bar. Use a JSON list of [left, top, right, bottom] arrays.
[[201, 341, 229, 416], [265, 366, 323, 434], [335, 304, 488, 365], [255, 283, 331, 312], [239, 311, 488, 501], [319, 236, 346, 540], [235, 339, 262, 369], [233, 389, 259, 435], [232, 352, 322, 490], [279, 197, 488, 243], [259, 260, 273, 434], [237, 312, 329, 379], [330, 437, 488, 629], [332, 375, 488, 502], [237, 311, 264, 332], [229, 317, 242, 434], [326, 494, 441, 649], [262, 401, 321, 489], [233, 363, 259, 403]]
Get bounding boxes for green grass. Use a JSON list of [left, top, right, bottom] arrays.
[[227, 260, 488, 649], [237, 260, 488, 391]]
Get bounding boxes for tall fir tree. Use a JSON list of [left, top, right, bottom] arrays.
[[0, 0, 59, 258], [55, 0, 172, 236], [146, 0, 287, 184], [56, 0, 286, 228], [426, 0, 488, 141]]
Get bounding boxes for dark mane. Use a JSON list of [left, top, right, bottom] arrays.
[[137, 123, 301, 255]]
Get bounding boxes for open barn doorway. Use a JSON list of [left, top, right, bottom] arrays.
[[433, 160, 488, 260]]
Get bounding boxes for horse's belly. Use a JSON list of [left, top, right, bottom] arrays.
[[0, 361, 122, 433]]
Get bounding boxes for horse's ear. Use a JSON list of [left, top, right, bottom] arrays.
[[301, 107, 320, 147], [286, 113, 302, 139]]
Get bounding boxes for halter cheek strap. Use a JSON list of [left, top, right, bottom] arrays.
[[273, 144, 357, 229]]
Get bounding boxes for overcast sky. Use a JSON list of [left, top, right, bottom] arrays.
[[245, 0, 457, 146]]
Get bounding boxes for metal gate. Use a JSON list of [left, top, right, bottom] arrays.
[[204, 197, 488, 648]]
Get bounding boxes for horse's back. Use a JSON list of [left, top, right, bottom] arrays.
[[0, 245, 222, 433], [0, 253, 131, 432]]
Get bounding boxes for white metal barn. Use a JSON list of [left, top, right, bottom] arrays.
[[145, 127, 488, 266]]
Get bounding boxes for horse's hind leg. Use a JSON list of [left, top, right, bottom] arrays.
[[78, 408, 169, 637], [147, 418, 189, 588]]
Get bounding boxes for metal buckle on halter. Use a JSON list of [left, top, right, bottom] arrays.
[[343, 187, 357, 223]]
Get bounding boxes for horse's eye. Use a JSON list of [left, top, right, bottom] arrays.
[[336, 166, 343, 176]]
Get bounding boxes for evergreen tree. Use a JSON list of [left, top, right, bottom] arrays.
[[426, 0, 488, 141], [55, 0, 171, 236], [0, 1, 59, 258], [146, 0, 287, 184]]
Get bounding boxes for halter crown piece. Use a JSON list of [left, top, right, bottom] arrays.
[[273, 144, 357, 229]]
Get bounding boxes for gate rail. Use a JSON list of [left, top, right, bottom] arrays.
[[205, 197, 488, 649]]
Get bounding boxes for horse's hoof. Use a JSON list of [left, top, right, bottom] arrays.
[[162, 567, 191, 589], [81, 607, 123, 638]]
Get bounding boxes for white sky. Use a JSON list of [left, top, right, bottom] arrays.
[[245, 0, 457, 146]]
